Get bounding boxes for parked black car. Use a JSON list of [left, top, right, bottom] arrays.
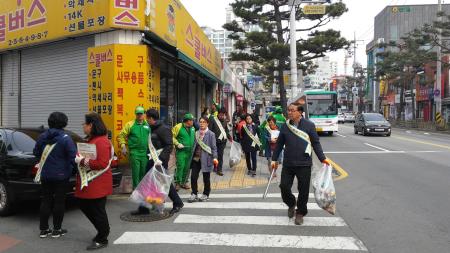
[[354, 113, 391, 136], [0, 127, 123, 216]]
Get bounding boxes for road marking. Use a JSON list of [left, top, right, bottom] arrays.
[[325, 151, 441, 154], [174, 214, 347, 227], [178, 193, 314, 199], [364, 143, 389, 152], [336, 133, 347, 138], [114, 232, 368, 251], [406, 130, 412, 134], [393, 136, 450, 150], [181, 202, 321, 210], [326, 158, 348, 181], [424, 132, 430, 135]]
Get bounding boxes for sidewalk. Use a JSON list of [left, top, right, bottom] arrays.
[[115, 143, 278, 195]]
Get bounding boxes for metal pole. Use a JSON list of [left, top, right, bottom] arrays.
[[436, 0, 442, 115], [352, 32, 357, 113], [290, 5, 298, 99]]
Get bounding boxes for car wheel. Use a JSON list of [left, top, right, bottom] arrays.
[[328, 131, 334, 136], [354, 127, 358, 134], [0, 179, 15, 216], [362, 128, 368, 136], [386, 132, 391, 137]]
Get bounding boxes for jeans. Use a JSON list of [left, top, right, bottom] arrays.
[[190, 160, 211, 196], [279, 166, 312, 216], [79, 197, 110, 244], [40, 180, 69, 231]]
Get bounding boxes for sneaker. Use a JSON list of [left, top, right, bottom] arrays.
[[130, 206, 150, 216], [198, 194, 209, 202], [188, 194, 198, 203], [39, 229, 52, 238], [181, 184, 191, 190], [288, 206, 295, 218], [252, 171, 256, 177], [247, 170, 251, 175], [86, 241, 108, 251], [295, 213, 304, 225], [51, 229, 67, 238], [216, 171, 224, 176]]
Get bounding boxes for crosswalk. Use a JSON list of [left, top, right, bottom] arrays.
[[114, 192, 368, 252]]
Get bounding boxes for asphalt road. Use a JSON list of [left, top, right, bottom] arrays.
[[321, 124, 450, 253]]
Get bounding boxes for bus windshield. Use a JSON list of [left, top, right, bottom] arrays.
[[307, 94, 338, 116]]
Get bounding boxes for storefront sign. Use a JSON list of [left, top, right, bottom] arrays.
[[223, 83, 232, 94], [88, 44, 160, 158], [146, 0, 221, 80], [0, 0, 146, 52]]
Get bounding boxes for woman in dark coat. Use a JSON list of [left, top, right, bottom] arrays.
[[187, 116, 218, 203], [33, 112, 77, 239], [240, 114, 260, 177], [74, 113, 113, 251]]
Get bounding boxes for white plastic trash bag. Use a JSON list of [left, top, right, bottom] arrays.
[[229, 142, 242, 168], [313, 164, 336, 215], [130, 165, 172, 213]]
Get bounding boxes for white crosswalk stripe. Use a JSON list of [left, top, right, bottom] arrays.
[[114, 192, 368, 251]]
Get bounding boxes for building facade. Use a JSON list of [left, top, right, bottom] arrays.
[[366, 4, 450, 122], [0, 0, 223, 156]]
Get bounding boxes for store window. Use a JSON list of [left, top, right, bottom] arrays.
[[160, 59, 176, 126], [177, 69, 189, 123]]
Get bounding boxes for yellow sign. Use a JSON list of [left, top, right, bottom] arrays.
[[147, 0, 180, 46], [379, 80, 386, 96], [303, 5, 326, 15], [0, 0, 146, 52], [88, 44, 160, 157], [147, 0, 221, 80]]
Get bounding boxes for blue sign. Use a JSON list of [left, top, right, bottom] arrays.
[[248, 79, 255, 89], [434, 89, 440, 97]]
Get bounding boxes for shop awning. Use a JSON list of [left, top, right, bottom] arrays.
[[178, 52, 223, 85]]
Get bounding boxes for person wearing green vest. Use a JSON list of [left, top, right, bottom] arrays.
[[259, 106, 286, 156], [172, 113, 196, 190], [118, 106, 150, 190]]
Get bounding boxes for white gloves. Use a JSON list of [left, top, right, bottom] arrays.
[[121, 144, 127, 156], [75, 154, 84, 164], [177, 143, 185, 149]]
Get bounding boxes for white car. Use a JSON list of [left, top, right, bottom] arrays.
[[338, 113, 346, 123], [344, 113, 355, 123]]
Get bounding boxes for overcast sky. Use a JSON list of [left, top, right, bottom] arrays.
[[180, 0, 442, 75]]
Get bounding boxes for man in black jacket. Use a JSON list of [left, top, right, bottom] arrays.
[[146, 109, 184, 215], [209, 107, 232, 176], [272, 103, 329, 225]]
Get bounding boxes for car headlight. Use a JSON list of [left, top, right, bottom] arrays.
[[366, 128, 370, 131]]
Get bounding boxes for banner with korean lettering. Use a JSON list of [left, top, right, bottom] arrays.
[[0, 0, 146, 52], [176, 4, 221, 80], [146, 0, 180, 47], [88, 44, 159, 160], [146, 0, 221, 80]]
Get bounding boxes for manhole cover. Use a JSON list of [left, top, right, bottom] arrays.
[[120, 210, 173, 222]]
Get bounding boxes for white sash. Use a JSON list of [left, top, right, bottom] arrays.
[[196, 132, 212, 155], [33, 143, 57, 184], [286, 120, 312, 156], [147, 133, 163, 162], [213, 116, 227, 141], [243, 125, 262, 147], [77, 144, 114, 190]]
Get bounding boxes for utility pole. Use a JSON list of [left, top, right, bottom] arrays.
[[290, 4, 298, 99], [352, 32, 357, 113], [435, 0, 442, 117]]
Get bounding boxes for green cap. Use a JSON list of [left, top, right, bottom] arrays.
[[135, 106, 145, 114], [183, 113, 194, 121], [275, 106, 283, 113]]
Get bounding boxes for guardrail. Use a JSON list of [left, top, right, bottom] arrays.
[[390, 119, 450, 132]]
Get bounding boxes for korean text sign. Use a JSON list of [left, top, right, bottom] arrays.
[[0, 0, 145, 52]]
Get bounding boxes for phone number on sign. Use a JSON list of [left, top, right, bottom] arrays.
[[8, 31, 49, 46]]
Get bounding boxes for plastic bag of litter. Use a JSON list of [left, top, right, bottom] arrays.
[[312, 164, 336, 215], [229, 142, 242, 168], [130, 165, 171, 213]]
